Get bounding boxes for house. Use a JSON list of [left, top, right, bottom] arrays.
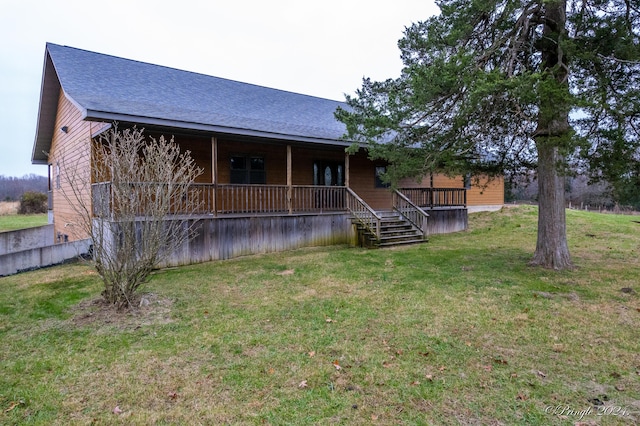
[[31, 43, 503, 265]]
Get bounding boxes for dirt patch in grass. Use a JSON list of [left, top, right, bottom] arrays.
[[69, 293, 174, 330]]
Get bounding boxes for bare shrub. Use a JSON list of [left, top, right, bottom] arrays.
[[61, 126, 203, 308]]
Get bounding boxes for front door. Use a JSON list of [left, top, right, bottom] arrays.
[[312, 160, 345, 210], [313, 161, 344, 186]]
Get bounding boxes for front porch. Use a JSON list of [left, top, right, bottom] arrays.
[[88, 135, 468, 264], [92, 182, 467, 254]]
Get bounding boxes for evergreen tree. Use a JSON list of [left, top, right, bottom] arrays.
[[337, 0, 639, 269]]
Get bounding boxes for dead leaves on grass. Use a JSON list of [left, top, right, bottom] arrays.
[[3, 400, 25, 413]]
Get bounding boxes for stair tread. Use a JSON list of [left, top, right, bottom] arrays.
[[381, 224, 414, 230], [378, 239, 427, 247], [380, 236, 424, 242], [380, 229, 420, 233]]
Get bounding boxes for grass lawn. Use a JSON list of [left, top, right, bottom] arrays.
[[1, 206, 638, 425], [0, 214, 48, 232]]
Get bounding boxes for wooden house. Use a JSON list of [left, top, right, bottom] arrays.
[[31, 43, 503, 265]]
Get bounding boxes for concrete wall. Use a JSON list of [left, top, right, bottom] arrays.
[[0, 239, 91, 277], [0, 225, 54, 255]]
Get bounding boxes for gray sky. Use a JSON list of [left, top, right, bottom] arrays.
[[0, 0, 438, 178]]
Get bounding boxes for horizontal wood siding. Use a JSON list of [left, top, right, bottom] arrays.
[[176, 136, 212, 183], [48, 93, 109, 242], [467, 176, 504, 206], [349, 151, 393, 210], [398, 174, 504, 207]]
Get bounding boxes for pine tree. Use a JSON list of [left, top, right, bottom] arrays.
[[337, 0, 640, 269]]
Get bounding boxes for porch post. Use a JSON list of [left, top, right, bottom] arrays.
[[211, 136, 218, 216], [287, 144, 292, 214], [344, 151, 350, 188]]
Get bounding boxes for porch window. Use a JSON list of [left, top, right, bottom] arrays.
[[230, 155, 266, 184]]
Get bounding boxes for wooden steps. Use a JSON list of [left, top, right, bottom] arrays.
[[353, 210, 427, 248]]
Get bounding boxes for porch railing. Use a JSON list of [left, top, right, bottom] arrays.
[[91, 182, 466, 220], [392, 190, 429, 238], [398, 187, 467, 208], [92, 182, 347, 217], [346, 188, 381, 241], [203, 184, 346, 214]]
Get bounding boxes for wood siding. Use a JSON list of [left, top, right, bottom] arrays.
[[467, 177, 504, 206], [348, 151, 393, 210], [98, 213, 356, 267], [48, 93, 108, 242]]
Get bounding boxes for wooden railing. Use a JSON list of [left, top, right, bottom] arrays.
[[92, 181, 204, 217], [92, 183, 466, 220], [92, 182, 347, 217], [398, 187, 467, 208], [392, 190, 429, 239], [202, 184, 290, 214], [204, 184, 346, 214], [345, 188, 381, 241]]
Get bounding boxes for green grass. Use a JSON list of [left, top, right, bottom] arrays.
[[0, 214, 48, 232], [1, 206, 638, 425]]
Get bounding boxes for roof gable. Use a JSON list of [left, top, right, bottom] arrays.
[[33, 43, 351, 163]]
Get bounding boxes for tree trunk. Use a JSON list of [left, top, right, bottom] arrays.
[[531, 142, 572, 269], [531, 0, 573, 269]]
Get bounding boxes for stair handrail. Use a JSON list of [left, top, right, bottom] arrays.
[[392, 189, 430, 239], [346, 188, 382, 241]]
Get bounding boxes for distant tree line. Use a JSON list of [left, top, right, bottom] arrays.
[[0, 174, 48, 201], [506, 174, 639, 211]]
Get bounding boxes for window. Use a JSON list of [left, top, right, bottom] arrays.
[[230, 155, 266, 184], [375, 166, 389, 188], [464, 173, 471, 189], [55, 163, 61, 189]]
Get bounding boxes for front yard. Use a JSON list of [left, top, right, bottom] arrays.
[[1, 206, 638, 424]]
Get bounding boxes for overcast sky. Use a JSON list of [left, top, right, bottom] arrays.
[[0, 0, 439, 178]]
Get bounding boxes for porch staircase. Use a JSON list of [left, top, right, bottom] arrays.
[[354, 210, 427, 248]]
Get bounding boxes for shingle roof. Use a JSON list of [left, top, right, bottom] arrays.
[[33, 43, 350, 163]]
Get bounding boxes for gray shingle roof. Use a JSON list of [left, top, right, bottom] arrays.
[[33, 43, 350, 163]]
